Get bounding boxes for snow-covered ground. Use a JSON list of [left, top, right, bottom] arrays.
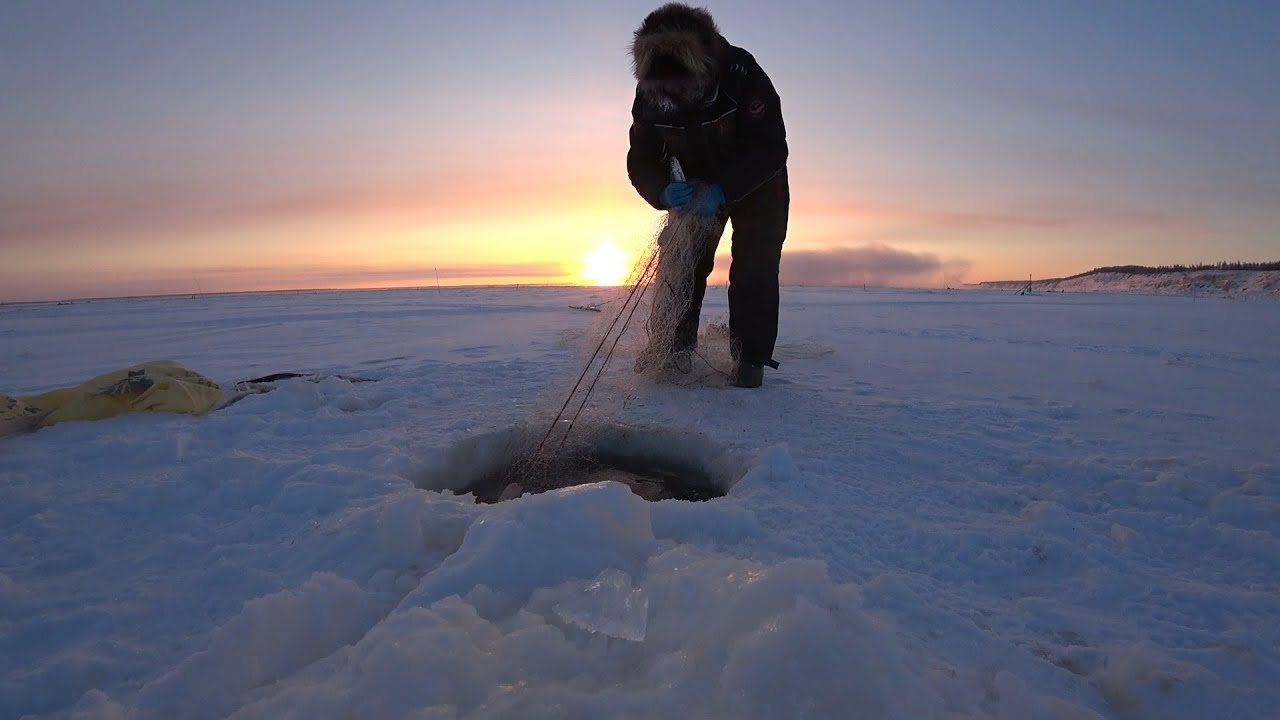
[[979, 269, 1280, 298], [2, 286, 1278, 719]]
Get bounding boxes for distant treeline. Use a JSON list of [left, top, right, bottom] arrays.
[[1066, 261, 1280, 279]]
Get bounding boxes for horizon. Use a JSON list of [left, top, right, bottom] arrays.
[[0, 277, 972, 307], [3, 2, 1279, 303], [9, 257, 1280, 307]]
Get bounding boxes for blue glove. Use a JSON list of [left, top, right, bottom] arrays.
[[690, 183, 725, 217], [660, 182, 693, 210]]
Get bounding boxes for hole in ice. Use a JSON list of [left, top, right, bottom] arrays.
[[415, 421, 732, 504]]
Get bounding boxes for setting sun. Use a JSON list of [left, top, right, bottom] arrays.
[[581, 236, 632, 286]]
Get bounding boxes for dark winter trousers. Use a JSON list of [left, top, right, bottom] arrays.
[[667, 167, 789, 367]]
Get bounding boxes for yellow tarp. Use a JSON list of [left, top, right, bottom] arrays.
[[1, 360, 223, 435]]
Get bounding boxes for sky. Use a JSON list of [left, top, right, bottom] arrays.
[[2, 0, 1278, 302]]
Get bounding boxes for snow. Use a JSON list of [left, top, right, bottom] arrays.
[[2, 285, 1279, 719]]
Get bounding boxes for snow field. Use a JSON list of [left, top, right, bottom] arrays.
[[2, 286, 1277, 719]]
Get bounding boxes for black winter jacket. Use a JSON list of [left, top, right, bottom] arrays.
[[627, 42, 788, 211]]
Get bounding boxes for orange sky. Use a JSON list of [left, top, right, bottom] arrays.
[[0, 175, 1241, 302], [0, 172, 1091, 301], [2, 2, 1277, 303], [0, 135, 1255, 302]]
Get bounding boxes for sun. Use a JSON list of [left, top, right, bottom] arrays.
[[581, 236, 632, 286]]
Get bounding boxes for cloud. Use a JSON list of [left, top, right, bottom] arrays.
[[0, 180, 457, 245], [0, 262, 569, 303], [0, 183, 209, 244], [0, 166, 600, 244], [796, 198, 1178, 232], [779, 244, 971, 287], [183, 262, 568, 285], [225, 176, 510, 222], [799, 200, 1066, 229], [978, 76, 1261, 146]]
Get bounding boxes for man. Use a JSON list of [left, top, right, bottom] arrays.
[[627, 2, 789, 389]]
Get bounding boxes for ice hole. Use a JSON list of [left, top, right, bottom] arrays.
[[417, 422, 737, 504]]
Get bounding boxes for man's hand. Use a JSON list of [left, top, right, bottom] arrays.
[[691, 184, 725, 217], [660, 182, 694, 210]]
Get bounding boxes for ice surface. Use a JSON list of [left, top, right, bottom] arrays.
[[2, 286, 1279, 719]]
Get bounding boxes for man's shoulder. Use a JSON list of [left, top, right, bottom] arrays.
[[722, 44, 758, 74], [719, 44, 770, 94]]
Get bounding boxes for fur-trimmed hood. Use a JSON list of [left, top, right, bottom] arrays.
[[630, 3, 726, 104]]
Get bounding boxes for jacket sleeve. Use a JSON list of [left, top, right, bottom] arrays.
[[627, 96, 671, 211], [718, 55, 788, 204]]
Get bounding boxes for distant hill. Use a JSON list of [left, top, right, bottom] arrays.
[[978, 263, 1280, 297]]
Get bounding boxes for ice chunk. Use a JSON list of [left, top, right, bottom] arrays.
[[718, 595, 945, 720], [553, 568, 649, 641], [402, 481, 655, 609], [136, 572, 388, 719], [1099, 641, 1199, 717], [1022, 500, 1074, 532]]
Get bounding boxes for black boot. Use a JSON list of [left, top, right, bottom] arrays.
[[733, 362, 764, 388]]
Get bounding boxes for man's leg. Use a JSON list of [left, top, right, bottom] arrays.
[[727, 168, 789, 379]]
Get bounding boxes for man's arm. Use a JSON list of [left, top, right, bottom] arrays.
[[627, 96, 671, 211], [718, 52, 788, 204]]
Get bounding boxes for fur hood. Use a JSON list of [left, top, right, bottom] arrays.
[[630, 3, 726, 103]]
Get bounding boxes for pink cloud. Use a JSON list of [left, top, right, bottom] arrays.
[[778, 243, 971, 287]]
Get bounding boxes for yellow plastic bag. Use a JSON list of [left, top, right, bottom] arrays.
[[1, 394, 49, 436], [7, 360, 223, 433]]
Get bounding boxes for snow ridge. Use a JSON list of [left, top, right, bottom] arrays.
[[979, 269, 1280, 297]]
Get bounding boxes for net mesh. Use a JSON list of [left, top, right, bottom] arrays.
[[589, 194, 736, 386]]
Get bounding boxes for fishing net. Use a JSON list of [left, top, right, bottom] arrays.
[[582, 193, 738, 389], [448, 188, 739, 503]]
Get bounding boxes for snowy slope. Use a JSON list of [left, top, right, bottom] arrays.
[[978, 269, 1280, 297], [2, 287, 1279, 719]]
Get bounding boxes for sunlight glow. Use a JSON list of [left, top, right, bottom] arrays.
[[580, 236, 632, 286]]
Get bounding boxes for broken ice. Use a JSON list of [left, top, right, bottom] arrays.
[[554, 569, 649, 641]]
